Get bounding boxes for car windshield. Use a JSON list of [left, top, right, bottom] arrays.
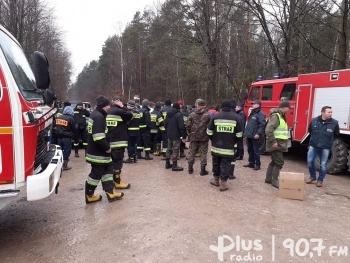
[[0, 29, 42, 100]]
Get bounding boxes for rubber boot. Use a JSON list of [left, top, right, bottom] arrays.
[[200, 165, 209, 176], [210, 177, 220, 187], [188, 163, 194, 174], [144, 151, 153, 160], [85, 181, 102, 204], [105, 190, 124, 202], [123, 156, 134, 164], [220, 180, 229, 192], [153, 143, 161, 156], [172, 160, 183, 171], [63, 160, 71, 170], [165, 159, 173, 169], [161, 152, 167, 160], [114, 172, 130, 189], [75, 147, 79, 158], [137, 150, 145, 159], [271, 165, 280, 188], [265, 163, 273, 184], [228, 164, 236, 179], [133, 154, 137, 163]]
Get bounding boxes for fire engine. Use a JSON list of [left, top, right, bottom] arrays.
[[244, 70, 350, 174], [0, 25, 62, 208]]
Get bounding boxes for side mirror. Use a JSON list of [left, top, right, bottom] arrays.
[[33, 51, 50, 90], [43, 89, 56, 107]]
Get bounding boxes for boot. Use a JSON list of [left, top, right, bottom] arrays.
[[271, 166, 280, 188], [144, 151, 153, 160], [114, 172, 131, 189], [153, 143, 161, 156], [63, 160, 71, 170], [210, 177, 220, 187], [200, 165, 209, 176], [105, 190, 124, 202], [161, 152, 167, 160], [85, 181, 102, 204], [172, 160, 183, 171], [180, 152, 186, 158], [137, 151, 145, 159], [265, 163, 273, 184], [75, 148, 79, 158], [220, 180, 229, 192], [133, 154, 137, 163], [188, 163, 194, 174], [228, 164, 236, 179], [165, 159, 173, 169], [123, 156, 134, 164]]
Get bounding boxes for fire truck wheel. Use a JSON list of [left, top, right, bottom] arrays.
[[315, 138, 348, 174]]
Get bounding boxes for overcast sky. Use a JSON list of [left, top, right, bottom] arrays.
[[49, 0, 161, 81]]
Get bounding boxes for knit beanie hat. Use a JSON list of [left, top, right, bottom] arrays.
[[164, 98, 172, 106], [172, 102, 180, 110], [197, 99, 206, 106], [155, 103, 162, 110], [63, 106, 74, 116], [96, 95, 110, 108], [142, 99, 150, 107], [279, 100, 291, 108], [221, 99, 232, 109], [127, 100, 136, 108], [77, 100, 83, 106]]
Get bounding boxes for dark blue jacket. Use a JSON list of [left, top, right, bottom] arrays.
[[243, 108, 266, 138], [308, 116, 339, 149], [164, 108, 187, 140]]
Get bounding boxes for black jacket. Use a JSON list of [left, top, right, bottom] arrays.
[[139, 106, 152, 133], [73, 107, 90, 129], [308, 116, 339, 149], [55, 113, 76, 138], [164, 108, 187, 140], [243, 107, 266, 138], [127, 110, 141, 136], [160, 105, 173, 132], [107, 105, 133, 149], [150, 109, 164, 134], [86, 107, 111, 165]]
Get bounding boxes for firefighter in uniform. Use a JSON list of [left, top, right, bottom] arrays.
[[160, 98, 173, 159], [52, 101, 71, 144], [137, 99, 153, 160], [55, 106, 76, 170], [207, 100, 243, 191], [150, 103, 164, 156], [124, 100, 140, 163], [106, 96, 133, 190], [85, 96, 124, 204], [73, 101, 90, 157]]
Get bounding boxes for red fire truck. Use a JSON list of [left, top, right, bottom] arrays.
[[244, 70, 350, 174], [0, 25, 62, 208]]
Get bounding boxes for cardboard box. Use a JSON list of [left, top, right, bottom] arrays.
[[278, 172, 304, 200]]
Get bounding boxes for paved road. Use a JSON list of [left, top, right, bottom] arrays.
[[0, 149, 349, 263]]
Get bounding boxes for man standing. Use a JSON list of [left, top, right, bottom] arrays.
[[55, 106, 76, 170], [243, 100, 266, 170], [186, 99, 211, 175], [137, 99, 153, 160], [73, 101, 90, 157], [107, 96, 133, 190], [207, 100, 243, 191], [265, 101, 291, 188], [85, 96, 123, 204], [150, 103, 164, 156], [235, 102, 247, 160], [160, 98, 173, 159], [164, 102, 187, 171], [305, 106, 339, 187], [124, 100, 141, 163]]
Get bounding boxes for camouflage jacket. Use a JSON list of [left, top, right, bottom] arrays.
[[186, 108, 211, 142]]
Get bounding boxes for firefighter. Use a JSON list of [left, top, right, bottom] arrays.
[[85, 95, 123, 204], [150, 103, 164, 156], [160, 98, 173, 159], [137, 99, 153, 160], [73, 101, 90, 157], [107, 96, 133, 190], [207, 100, 243, 191], [124, 100, 140, 163], [55, 106, 76, 170], [52, 101, 71, 144]]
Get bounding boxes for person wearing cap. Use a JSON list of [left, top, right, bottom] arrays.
[[186, 99, 211, 175], [73, 100, 90, 157], [164, 102, 187, 171], [124, 100, 141, 163], [160, 98, 173, 159], [235, 102, 247, 160], [207, 100, 243, 191], [55, 106, 77, 170], [107, 96, 133, 190], [150, 103, 164, 156], [305, 106, 339, 187], [243, 100, 266, 171], [85, 95, 124, 204], [265, 100, 291, 188], [137, 99, 153, 160]]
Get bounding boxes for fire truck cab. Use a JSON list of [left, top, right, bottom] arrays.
[[0, 25, 62, 208], [244, 70, 350, 174]]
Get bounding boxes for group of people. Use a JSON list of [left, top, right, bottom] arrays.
[[53, 94, 339, 204]]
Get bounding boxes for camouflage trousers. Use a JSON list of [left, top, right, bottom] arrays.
[[187, 141, 209, 166]]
